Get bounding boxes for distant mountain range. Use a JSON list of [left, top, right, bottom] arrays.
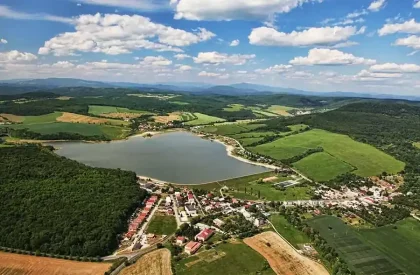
[[1, 77, 419, 101]]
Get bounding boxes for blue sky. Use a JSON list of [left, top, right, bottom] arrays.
[[1, 0, 420, 95]]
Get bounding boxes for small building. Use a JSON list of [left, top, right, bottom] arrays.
[[254, 218, 265, 227], [213, 218, 225, 227], [185, 204, 197, 216], [187, 192, 195, 204], [176, 236, 187, 246], [195, 228, 214, 242], [185, 241, 202, 255], [165, 196, 172, 206]]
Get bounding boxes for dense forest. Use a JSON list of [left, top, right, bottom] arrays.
[[262, 102, 420, 208], [0, 146, 147, 257]]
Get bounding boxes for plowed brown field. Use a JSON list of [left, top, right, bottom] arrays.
[[0, 252, 111, 275], [244, 232, 328, 275]]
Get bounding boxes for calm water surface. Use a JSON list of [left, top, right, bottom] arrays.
[[51, 132, 270, 184]]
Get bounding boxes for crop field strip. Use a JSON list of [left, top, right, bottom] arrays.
[[184, 113, 226, 126], [307, 216, 404, 275]]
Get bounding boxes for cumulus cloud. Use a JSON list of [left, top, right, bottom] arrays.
[[378, 19, 420, 36], [395, 35, 420, 50], [249, 26, 362, 47], [0, 5, 73, 24], [38, 13, 215, 56], [368, 0, 386, 12], [230, 39, 240, 47], [193, 51, 255, 65], [198, 71, 221, 77], [255, 64, 292, 74], [174, 54, 191, 60], [369, 63, 420, 73], [171, 0, 322, 21], [0, 50, 38, 63], [139, 56, 172, 66], [0, 38, 7, 44], [415, 0, 420, 8], [357, 69, 401, 79], [331, 41, 359, 48], [289, 48, 376, 65], [346, 10, 368, 19], [177, 65, 192, 71]]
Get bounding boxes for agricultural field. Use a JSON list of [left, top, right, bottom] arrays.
[[200, 123, 265, 135], [238, 137, 265, 146], [266, 105, 295, 116], [57, 112, 129, 126], [307, 216, 404, 275], [0, 113, 24, 123], [153, 112, 181, 124], [170, 101, 190, 105], [128, 93, 179, 100], [0, 252, 111, 275], [252, 129, 404, 179], [357, 218, 420, 275], [231, 131, 276, 139], [244, 232, 328, 275], [223, 104, 246, 112], [269, 215, 311, 248], [120, 249, 172, 275], [181, 112, 196, 121], [293, 152, 355, 182], [174, 242, 275, 275], [185, 113, 226, 126], [250, 109, 278, 117], [88, 105, 149, 119], [147, 215, 177, 236]]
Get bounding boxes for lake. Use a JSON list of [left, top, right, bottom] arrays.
[[51, 131, 270, 184]]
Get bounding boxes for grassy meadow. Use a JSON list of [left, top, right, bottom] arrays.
[[307, 216, 403, 275], [266, 105, 295, 116], [174, 242, 275, 275], [185, 113, 226, 126], [252, 129, 404, 179], [269, 215, 310, 248], [200, 123, 265, 136], [147, 215, 177, 236]]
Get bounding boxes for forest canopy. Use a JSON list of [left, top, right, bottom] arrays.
[[0, 146, 146, 257]]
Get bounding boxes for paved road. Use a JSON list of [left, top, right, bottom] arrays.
[[171, 194, 182, 227]]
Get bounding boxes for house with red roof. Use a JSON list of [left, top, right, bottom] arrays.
[[195, 228, 214, 242], [176, 236, 187, 246], [184, 241, 201, 255]]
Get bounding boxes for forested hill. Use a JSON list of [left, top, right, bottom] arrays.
[[0, 145, 147, 257], [264, 102, 420, 208]]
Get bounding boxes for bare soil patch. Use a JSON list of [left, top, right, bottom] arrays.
[[0, 114, 23, 123], [120, 249, 172, 275], [153, 112, 181, 124], [244, 232, 328, 275], [0, 252, 111, 275], [57, 112, 110, 125]]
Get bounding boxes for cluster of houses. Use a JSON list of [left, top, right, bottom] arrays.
[[176, 228, 215, 255], [125, 195, 158, 239], [175, 190, 199, 222]]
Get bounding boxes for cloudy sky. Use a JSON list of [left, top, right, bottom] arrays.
[[1, 0, 420, 95]]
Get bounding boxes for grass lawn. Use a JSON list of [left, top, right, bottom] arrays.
[[252, 129, 404, 178], [266, 105, 295, 116], [269, 215, 310, 248], [307, 216, 403, 275], [175, 242, 275, 275], [357, 218, 420, 275], [293, 152, 355, 182], [147, 215, 177, 235], [88, 105, 147, 116], [185, 113, 226, 126]]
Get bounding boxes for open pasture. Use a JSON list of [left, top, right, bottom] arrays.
[[181, 112, 196, 121], [175, 242, 275, 275], [184, 113, 226, 126], [253, 129, 404, 178], [147, 215, 177, 236], [153, 112, 181, 124], [293, 152, 355, 182], [357, 218, 420, 275], [0, 252, 111, 275], [57, 112, 129, 126], [88, 105, 148, 119], [307, 216, 404, 275], [200, 123, 265, 135], [269, 215, 311, 248]]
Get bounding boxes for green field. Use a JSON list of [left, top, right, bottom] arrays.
[[88, 105, 147, 116], [231, 131, 276, 139], [185, 113, 226, 126], [293, 152, 355, 181], [357, 218, 420, 275], [175, 242, 275, 275], [200, 123, 266, 136], [181, 112, 196, 121], [147, 215, 177, 235], [414, 142, 420, 149], [229, 183, 313, 201], [307, 216, 403, 275], [238, 137, 265, 146], [266, 105, 295, 116], [21, 112, 62, 124], [251, 109, 278, 117], [269, 215, 310, 248], [171, 101, 190, 105], [252, 129, 404, 178]]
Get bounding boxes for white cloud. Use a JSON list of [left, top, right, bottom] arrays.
[[369, 63, 420, 73], [73, 0, 168, 11], [378, 19, 420, 36], [38, 13, 215, 56], [139, 56, 172, 67], [395, 35, 420, 50], [332, 41, 359, 48], [0, 50, 38, 63], [290, 48, 376, 65], [174, 54, 191, 60], [230, 39, 240, 47], [357, 69, 401, 79], [194, 52, 255, 65], [249, 26, 361, 47], [171, 0, 323, 21], [177, 65, 192, 71], [415, 0, 420, 8], [346, 10, 368, 19], [51, 61, 76, 68], [0, 38, 7, 44], [198, 71, 220, 77], [255, 64, 292, 74], [77, 3, 82, 6], [0, 5, 73, 24], [368, 0, 386, 12]]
